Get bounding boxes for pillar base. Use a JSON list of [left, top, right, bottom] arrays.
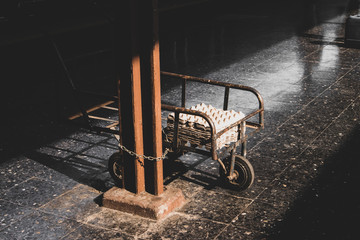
[[102, 186, 186, 220]]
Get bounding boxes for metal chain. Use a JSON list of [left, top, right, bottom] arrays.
[[113, 129, 171, 161], [118, 144, 170, 162]]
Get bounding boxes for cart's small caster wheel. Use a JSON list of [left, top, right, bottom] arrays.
[[108, 152, 124, 187], [219, 155, 254, 191], [167, 140, 186, 159]]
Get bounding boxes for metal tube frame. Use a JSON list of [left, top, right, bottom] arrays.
[[161, 71, 264, 171]]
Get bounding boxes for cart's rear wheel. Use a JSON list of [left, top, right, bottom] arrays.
[[108, 152, 124, 187], [219, 155, 254, 191]]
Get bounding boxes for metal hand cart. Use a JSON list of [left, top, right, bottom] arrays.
[[54, 36, 264, 190], [159, 72, 264, 190]]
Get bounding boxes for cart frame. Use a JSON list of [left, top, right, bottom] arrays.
[[160, 72, 264, 188]]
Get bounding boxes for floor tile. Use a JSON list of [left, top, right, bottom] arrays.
[[62, 224, 134, 240], [0, 156, 79, 194], [67, 131, 111, 145], [144, 213, 226, 240], [0, 157, 36, 193], [1, 177, 75, 208], [46, 137, 93, 153], [215, 223, 267, 240], [83, 208, 157, 236], [211, 178, 268, 200], [80, 145, 117, 160], [179, 190, 252, 223], [257, 164, 318, 207], [251, 155, 289, 185], [165, 177, 203, 199], [40, 184, 101, 222], [0, 199, 34, 231], [231, 200, 289, 238], [0, 210, 81, 240]]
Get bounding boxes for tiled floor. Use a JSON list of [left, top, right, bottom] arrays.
[[1, 0, 360, 239]]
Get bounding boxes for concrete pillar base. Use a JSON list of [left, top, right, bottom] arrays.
[[102, 186, 186, 220]]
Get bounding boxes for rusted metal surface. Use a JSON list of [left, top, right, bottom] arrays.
[[116, 78, 125, 188], [161, 71, 264, 165], [223, 86, 230, 110], [68, 100, 115, 120], [181, 79, 187, 108], [162, 104, 217, 160], [150, 0, 164, 196], [240, 121, 247, 157], [161, 71, 264, 122], [129, 0, 145, 194]]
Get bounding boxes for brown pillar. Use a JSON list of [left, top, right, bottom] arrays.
[[103, 0, 185, 220], [150, 0, 164, 195], [116, 0, 145, 194], [116, 0, 163, 195], [139, 0, 163, 195]]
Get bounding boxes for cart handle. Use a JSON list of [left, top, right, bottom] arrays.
[[161, 71, 264, 128]]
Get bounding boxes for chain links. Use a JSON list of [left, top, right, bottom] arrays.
[[118, 144, 170, 162], [113, 129, 171, 162]]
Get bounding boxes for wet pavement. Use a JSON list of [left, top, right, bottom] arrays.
[[1, 0, 360, 239]]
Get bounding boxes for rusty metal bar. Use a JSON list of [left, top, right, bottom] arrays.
[[240, 121, 247, 157], [172, 112, 181, 151], [161, 104, 217, 160], [181, 78, 187, 108], [260, 111, 264, 129], [90, 126, 119, 135], [106, 122, 120, 129], [246, 122, 262, 129], [68, 100, 115, 120], [130, 0, 145, 194], [161, 71, 264, 127], [223, 86, 230, 110], [88, 115, 117, 122], [161, 71, 262, 94], [101, 106, 118, 111], [229, 147, 236, 177], [116, 76, 125, 188], [151, 0, 164, 195]]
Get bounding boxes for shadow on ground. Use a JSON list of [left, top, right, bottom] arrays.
[[267, 124, 360, 240]]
